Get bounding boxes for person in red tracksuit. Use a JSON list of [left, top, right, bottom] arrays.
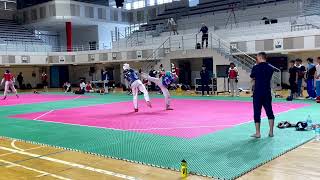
[[1, 70, 19, 100], [228, 63, 239, 97]]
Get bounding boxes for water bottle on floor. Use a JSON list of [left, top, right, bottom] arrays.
[[315, 127, 320, 142], [306, 115, 313, 131]]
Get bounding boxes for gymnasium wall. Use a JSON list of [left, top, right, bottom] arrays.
[[167, 49, 251, 90], [0, 67, 44, 87], [59, 26, 99, 47]]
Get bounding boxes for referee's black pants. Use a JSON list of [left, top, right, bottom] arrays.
[[253, 94, 275, 123]]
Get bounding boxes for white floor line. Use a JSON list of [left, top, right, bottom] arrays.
[[0, 146, 43, 157], [33, 110, 54, 120], [72, 95, 82, 100], [25, 107, 297, 134], [0, 146, 138, 180], [127, 125, 233, 131], [11, 140, 25, 151], [0, 159, 71, 180]]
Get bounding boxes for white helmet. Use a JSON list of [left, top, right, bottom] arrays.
[[123, 63, 130, 70]]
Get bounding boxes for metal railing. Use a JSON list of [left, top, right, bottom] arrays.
[[142, 36, 171, 71], [291, 23, 320, 31], [0, 42, 112, 52], [209, 33, 282, 90]]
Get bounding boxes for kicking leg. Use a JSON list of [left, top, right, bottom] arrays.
[[147, 76, 172, 109]]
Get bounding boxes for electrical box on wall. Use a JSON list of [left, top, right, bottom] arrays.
[[112, 53, 117, 60], [59, 56, 65, 63], [136, 50, 142, 59]]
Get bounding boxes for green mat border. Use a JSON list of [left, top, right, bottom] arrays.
[[0, 133, 314, 180], [0, 93, 317, 179]]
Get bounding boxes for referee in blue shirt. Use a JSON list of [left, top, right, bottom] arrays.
[[250, 52, 275, 138]]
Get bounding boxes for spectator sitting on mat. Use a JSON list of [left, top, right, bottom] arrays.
[[85, 82, 94, 93], [63, 81, 72, 93], [75, 80, 86, 95]]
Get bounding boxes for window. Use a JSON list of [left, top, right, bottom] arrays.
[[23, 11, 29, 23], [121, 12, 127, 22], [98, 8, 106, 19], [40, 6, 46, 19], [49, 4, 56, 16], [137, 10, 144, 22], [31, 9, 37, 21], [125, 3, 131, 10], [148, 0, 155, 6], [132, 1, 144, 9], [85, 6, 94, 18], [71, 4, 80, 16], [189, 0, 199, 7], [113, 10, 118, 21], [0, 2, 4, 10]]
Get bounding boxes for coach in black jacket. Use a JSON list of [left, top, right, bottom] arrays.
[[200, 65, 210, 96]]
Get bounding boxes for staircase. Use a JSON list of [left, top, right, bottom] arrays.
[[0, 19, 44, 44], [210, 34, 282, 91]]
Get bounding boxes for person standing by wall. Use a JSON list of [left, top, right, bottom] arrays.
[[250, 52, 275, 138], [41, 71, 48, 92], [200, 65, 210, 96], [149, 66, 157, 91], [17, 72, 24, 89], [168, 18, 179, 35], [288, 60, 298, 98], [295, 59, 305, 98], [316, 57, 320, 98], [306, 58, 317, 100], [199, 23, 209, 48], [102, 68, 109, 94], [228, 63, 239, 97]]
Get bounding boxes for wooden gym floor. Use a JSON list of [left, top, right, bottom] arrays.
[[0, 138, 319, 180]]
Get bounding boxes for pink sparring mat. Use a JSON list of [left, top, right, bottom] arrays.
[[0, 94, 87, 106], [11, 99, 309, 138]]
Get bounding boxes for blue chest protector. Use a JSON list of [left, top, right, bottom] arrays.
[[124, 69, 139, 85], [162, 74, 174, 88]]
